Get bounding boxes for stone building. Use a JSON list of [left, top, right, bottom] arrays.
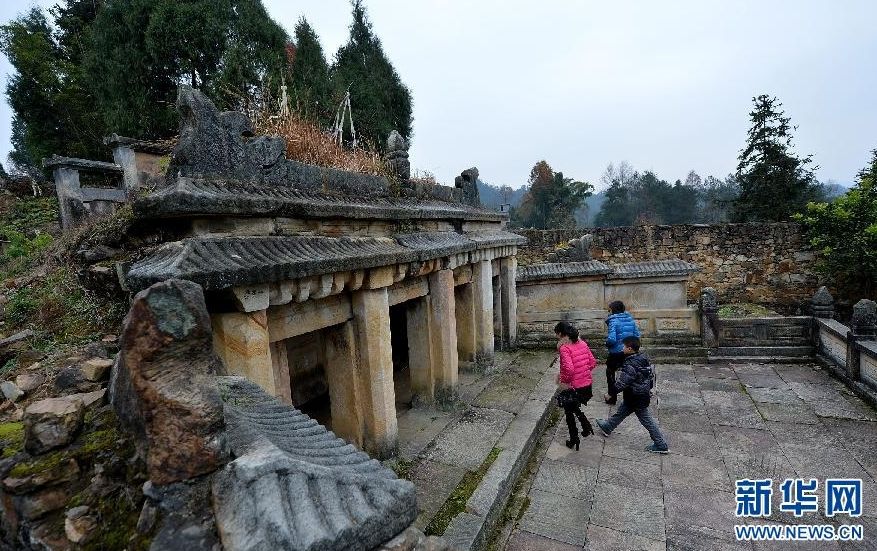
[[123, 86, 524, 459]]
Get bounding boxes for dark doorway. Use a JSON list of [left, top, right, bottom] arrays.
[[389, 302, 413, 411]]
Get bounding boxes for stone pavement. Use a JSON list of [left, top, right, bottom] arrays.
[[501, 361, 877, 551], [394, 349, 556, 531]]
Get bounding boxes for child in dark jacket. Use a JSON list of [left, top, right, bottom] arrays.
[[604, 301, 640, 405], [596, 336, 669, 453]]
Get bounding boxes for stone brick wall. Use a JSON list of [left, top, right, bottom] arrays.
[[516, 223, 820, 312]]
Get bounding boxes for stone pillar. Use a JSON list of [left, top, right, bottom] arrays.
[[847, 299, 877, 381], [811, 286, 835, 319], [493, 276, 503, 350], [472, 261, 495, 362], [699, 287, 719, 348], [269, 341, 292, 405], [323, 321, 364, 447], [500, 256, 518, 348], [428, 269, 459, 403], [406, 296, 434, 404], [384, 131, 410, 186], [351, 288, 397, 459], [455, 283, 477, 367], [211, 310, 276, 396]]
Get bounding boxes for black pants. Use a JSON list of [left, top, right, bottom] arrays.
[[564, 385, 593, 442], [606, 353, 625, 400]]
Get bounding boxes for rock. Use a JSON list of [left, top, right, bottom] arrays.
[[0, 329, 33, 349], [144, 478, 221, 551], [70, 389, 106, 412], [80, 357, 113, 382], [54, 366, 95, 393], [15, 372, 45, 393], [3, 458, 79, 494], [101, 334, 118, 344], [110, 279, 227, 484], [376, 527, 423, 550], [23, 396, 85, 455], [15, 486, 69, 520], [1, 381, 24, 402], [64, 505, 97, 544], [136, 502, 157, 534], [16, 348, 45, 368]]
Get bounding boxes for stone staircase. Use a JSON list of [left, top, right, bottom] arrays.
[[641, 335, 709, 364], [707, 317, 815, 364]]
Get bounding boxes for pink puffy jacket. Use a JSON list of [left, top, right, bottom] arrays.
[[558, 339, 598, 389]]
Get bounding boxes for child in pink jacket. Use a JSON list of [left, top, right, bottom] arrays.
[[555, 321, 598, 450]]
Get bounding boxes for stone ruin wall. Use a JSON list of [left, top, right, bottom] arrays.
[[516, 222, 820, 313]]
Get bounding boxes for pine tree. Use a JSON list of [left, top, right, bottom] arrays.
[[331, 0, 413, 148], [732, 95, 822, 222], [290, 17, 332, 127], [516, 161, 592, 229]]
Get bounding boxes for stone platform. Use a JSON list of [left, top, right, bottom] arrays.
[[496, 360, 877, 551]]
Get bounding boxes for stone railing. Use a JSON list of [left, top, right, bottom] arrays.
[[42, 155, 126, 231], [810, 288, 877, 406]]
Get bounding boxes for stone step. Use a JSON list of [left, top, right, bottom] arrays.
[[647, 346, 709, 358], [654, 356, 708, 365], [707, 355, 813, 365], [719, 339, 811, 348], [710, 346, 814, 358]]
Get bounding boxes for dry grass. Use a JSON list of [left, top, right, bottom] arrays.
[[253, 113, 389, 177]]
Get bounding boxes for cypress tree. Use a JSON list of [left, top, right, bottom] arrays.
[[732, 95, 822, 222], [331, 0, 413, 149], [290, 17, 332, 127]]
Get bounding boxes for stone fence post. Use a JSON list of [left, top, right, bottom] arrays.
[[847, 299, 877, 380], [810, 286, 835, 319], [384, 131, 410, 186], [699, 287, 719, 348]]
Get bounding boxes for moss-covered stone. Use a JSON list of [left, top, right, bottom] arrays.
[[0, 422, 25, 458], [425, 447, 502, 537]]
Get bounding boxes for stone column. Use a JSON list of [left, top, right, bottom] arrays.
[[455, 283, 477, 368], [699, 287, 719, 348], [472, 261, 495, 362], [269, 341, 292, 405], [493, 276, 504, 350], [500, 256, 518, 348], [847, 299, 877, 381], [211, 310, 276, 396], [406, 296, 434, 404], [351, 288, 397, 459], [323, 321, 364, 447], [428, 269, 459, 403], [810, 286, 835, 319]]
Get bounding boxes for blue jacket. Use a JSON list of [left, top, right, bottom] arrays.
[[613, 352, 654, 408], [605, 312, 640, 354]]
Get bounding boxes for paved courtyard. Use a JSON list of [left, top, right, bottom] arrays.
[[502, 360, 877, 551]]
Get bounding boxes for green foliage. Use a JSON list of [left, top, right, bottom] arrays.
[[795, 149, 877, 297], [290, 17, 333, 127], [425, 447, 502, 537], [0, 422, 25, 458], [593, 163, 735, 227], [732, 95, 823, 222], [515, 160, 592, 229], [330, 0, 413, 148], [0, 3, 108, 171], [87, 0, 289, 138]]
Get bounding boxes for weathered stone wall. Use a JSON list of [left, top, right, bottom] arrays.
[[517, 223, 820, 311]]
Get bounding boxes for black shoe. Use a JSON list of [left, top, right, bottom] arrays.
[[565, 439, 580, 451], [582, 423, 594, 438]]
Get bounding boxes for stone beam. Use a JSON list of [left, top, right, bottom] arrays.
[[472, 260, 495, 360], [388, 277, 429, 306], [267, 294, 353, 343], [351, 288, 397, 459], [211, 311, 276, 397]]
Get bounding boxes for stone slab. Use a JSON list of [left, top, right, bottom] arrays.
[[531, 458, 598, 500], [517, 489, 590, 546], [423, 407, 513, 470], [585, 524, 666, 551], [589, 482, 666, 539]]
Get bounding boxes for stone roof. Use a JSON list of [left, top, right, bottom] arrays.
[[126, 231, 526, 291], [42, 155, 122, 174], [103, 133, 176, 155], [134, 177, 506, 223], [213, 376, 415, 551], [605, 259, 701, 279], [517, 261, 613, 282]]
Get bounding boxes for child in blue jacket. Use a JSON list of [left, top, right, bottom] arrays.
[[604, 300, 640, 404]]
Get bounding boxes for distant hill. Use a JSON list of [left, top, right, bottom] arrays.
[[477, 180, 526, 210], [575, 191, 605, 227], [822, 182, 851, 200]]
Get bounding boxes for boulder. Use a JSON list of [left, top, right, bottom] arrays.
[[109, 279, 227, 485], [15, 372, 45, 393], [64, 505, 97, 544], [2, 458, 79, 494], [80, 357, 113, 382], [15, 486, 69, 520], [23, 396, 85, 455], [1, 381, 23, 402]]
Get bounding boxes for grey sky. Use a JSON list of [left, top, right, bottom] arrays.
[[1, 1, 876, 190]]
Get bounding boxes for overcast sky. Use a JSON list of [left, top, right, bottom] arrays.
[[1, 1, 875, 190]]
